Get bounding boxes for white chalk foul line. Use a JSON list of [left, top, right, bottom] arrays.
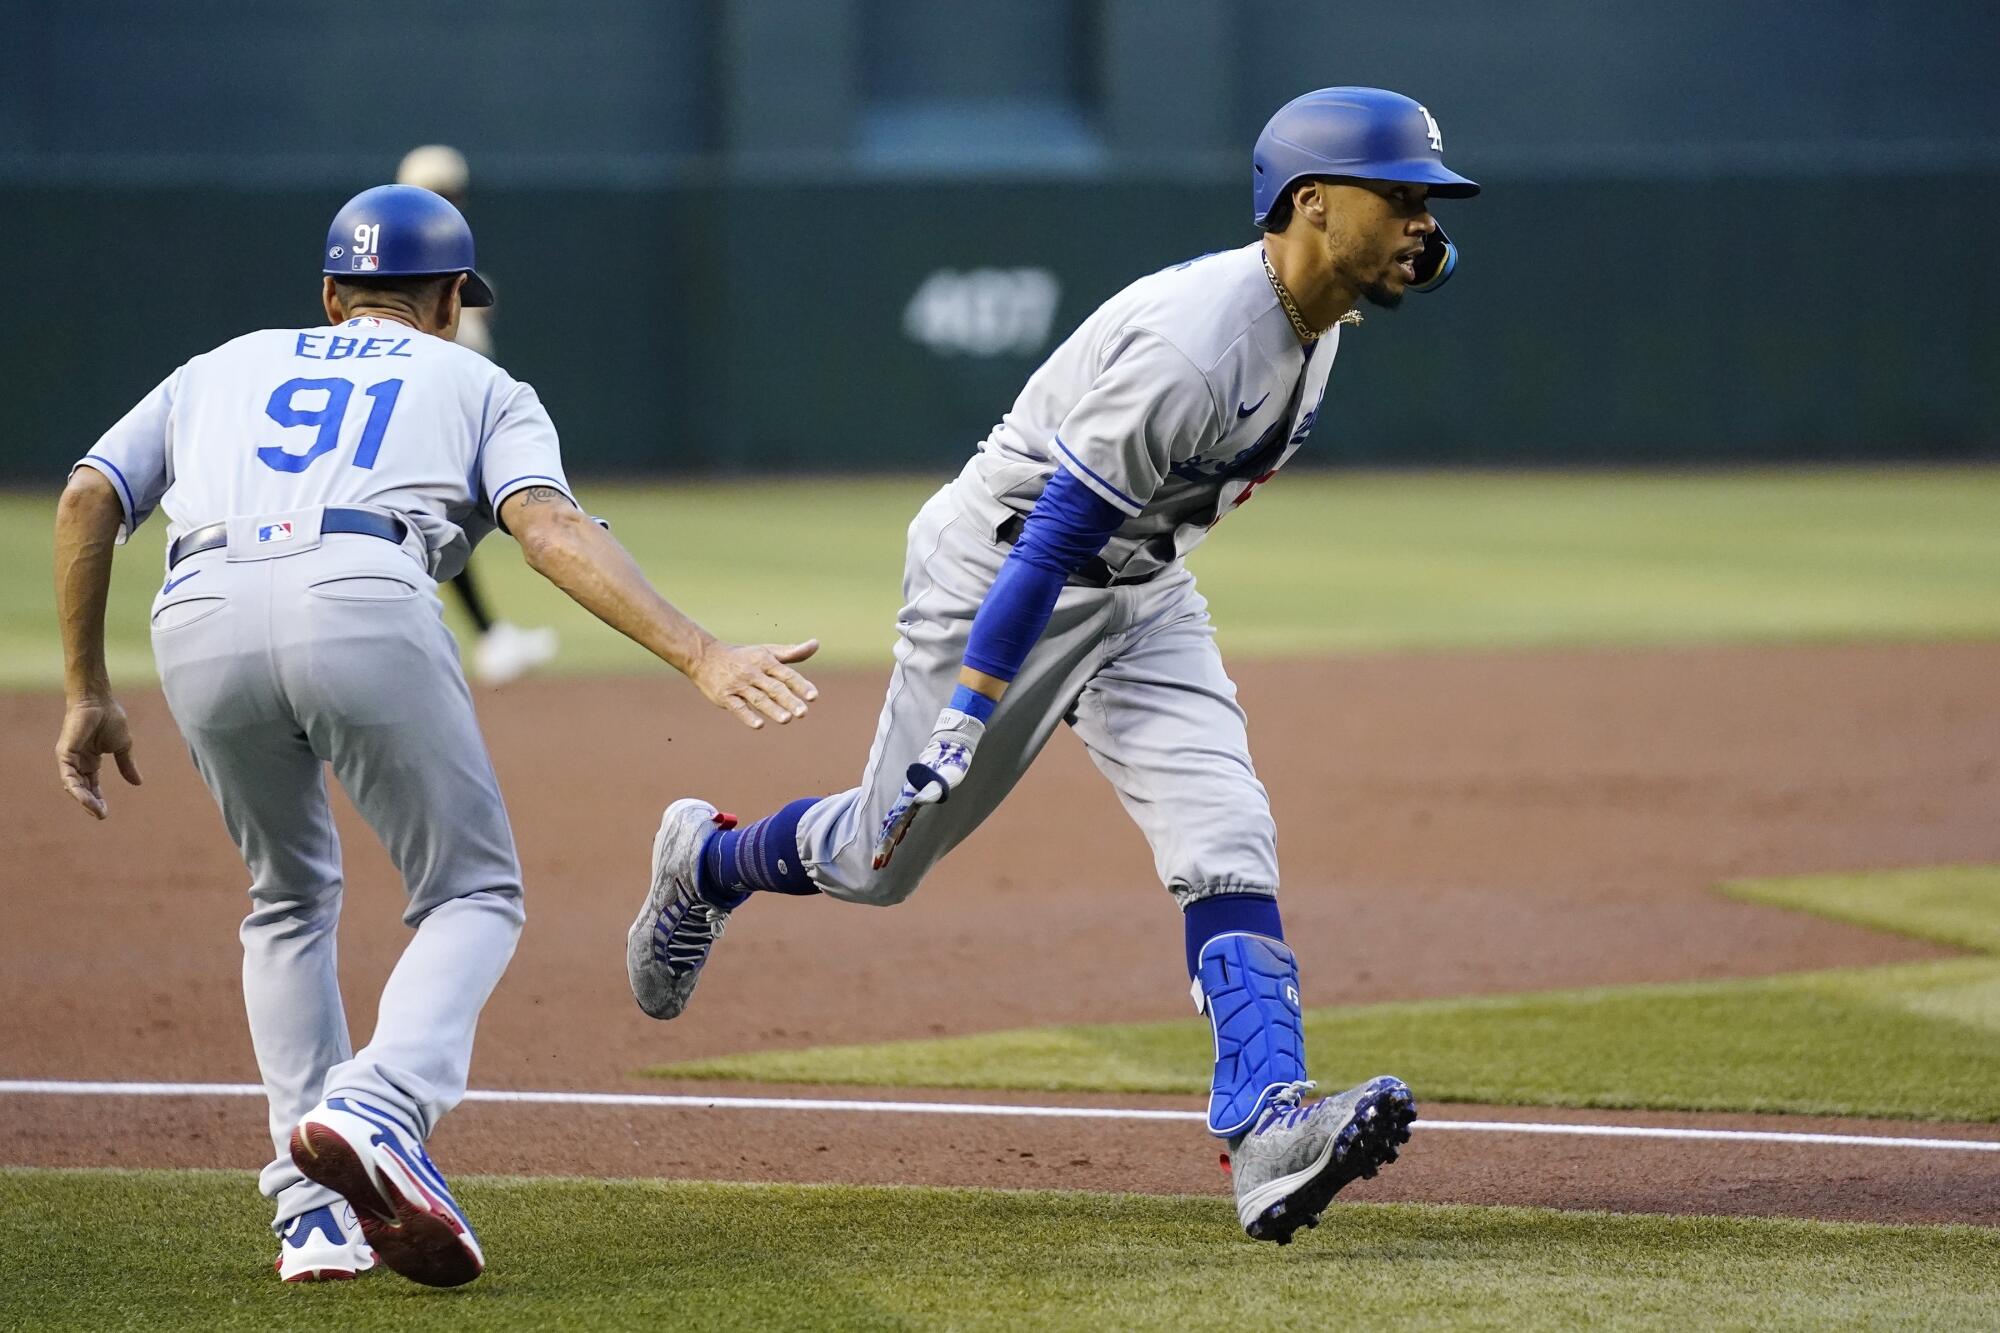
[[3, 1080, 1997, 1154]]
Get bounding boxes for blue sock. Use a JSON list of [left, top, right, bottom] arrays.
[[697, 798, 822, 908], [1183, 892, 1284, 978]]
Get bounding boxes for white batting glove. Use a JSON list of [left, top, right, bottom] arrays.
[[872, 707, 987, 870]]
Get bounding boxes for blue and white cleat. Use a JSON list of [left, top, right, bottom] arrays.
[[274, 1201, 374, 1282], [1224, 1074, 1416, 1244], [290, 1097, 484, 1287], [626, 798, 738, 1020]]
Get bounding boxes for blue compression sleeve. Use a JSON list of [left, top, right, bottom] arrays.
[[961, 468, 1126, 685], [1183, 892, 1285, 978]]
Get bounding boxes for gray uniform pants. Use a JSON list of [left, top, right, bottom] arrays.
[[150, 525, 524, 1230], [797, 484, 1279, 907]]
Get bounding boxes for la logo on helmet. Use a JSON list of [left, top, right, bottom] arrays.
[[1420, 105, 1443, 152]]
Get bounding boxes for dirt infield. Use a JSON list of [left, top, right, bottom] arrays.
[[6, 641, 2000, 1225]]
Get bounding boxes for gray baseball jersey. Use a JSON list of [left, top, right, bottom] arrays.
[[799, 243, 1332, 906], [80, 316, 571, 580], [953, 242, 1337, 579], [76, 316, 562, 1233]]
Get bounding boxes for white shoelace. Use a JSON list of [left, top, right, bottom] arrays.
[[655, 896, 727, 969], [1255, 1080, 1322, 1134]]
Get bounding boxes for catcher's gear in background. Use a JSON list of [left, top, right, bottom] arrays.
[[324, 185, 495, 306]]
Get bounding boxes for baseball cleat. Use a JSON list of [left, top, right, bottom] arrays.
[[274, 1201, 375, 1282], [1224, 1074, 1416, 1244], [289, 1097, 484, 1287], [627, 798, 738, 1020]]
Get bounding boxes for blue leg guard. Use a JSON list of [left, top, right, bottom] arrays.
[[1193, 932, 1308, 1138]]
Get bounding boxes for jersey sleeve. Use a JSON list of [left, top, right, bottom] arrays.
[[73, 369, 178, 541], [1050, 328, 1219, 517], [478, 380, 575, 521]]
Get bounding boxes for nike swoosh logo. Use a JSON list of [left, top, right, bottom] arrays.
[[1237, 394, 1270, 418], [160, 570, 202, 595]]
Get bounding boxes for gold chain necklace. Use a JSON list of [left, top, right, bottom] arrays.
[[1261, 249, 1361, 340]]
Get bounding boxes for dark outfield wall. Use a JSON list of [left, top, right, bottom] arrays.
[[9, 173, 1997, 484]]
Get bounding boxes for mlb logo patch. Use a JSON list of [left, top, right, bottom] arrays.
[[258, 521, 295, 544], [351, 254, 380, 272]]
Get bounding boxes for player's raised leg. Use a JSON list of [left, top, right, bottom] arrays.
[[628, 492, 1112, 1020], [795, 495, 1116, 903], [1067, 576, 1415, 1242]]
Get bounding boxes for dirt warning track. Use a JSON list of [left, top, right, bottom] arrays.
[[5, 642, 1998, 1225]]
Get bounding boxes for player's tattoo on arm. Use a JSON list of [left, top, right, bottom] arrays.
[[497, 482, 580, 538], [516, 485, 573, 509]]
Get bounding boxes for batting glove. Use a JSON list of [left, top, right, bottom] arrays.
[[872, 707, 986, 870]]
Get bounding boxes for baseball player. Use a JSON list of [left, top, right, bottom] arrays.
[[627, 88, 1475, 1243], [52, 184, 818, 1286], [396, 143, 560, 686]]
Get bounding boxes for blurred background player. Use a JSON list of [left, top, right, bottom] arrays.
[[396, 143, 559, 686]]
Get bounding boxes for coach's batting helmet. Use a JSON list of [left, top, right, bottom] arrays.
[[1253, 87, 1480, 230], [323, 184, 494, 306]]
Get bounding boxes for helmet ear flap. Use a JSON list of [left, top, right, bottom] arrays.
[[1410, 223, 1458, 293], [1254, 175, 1318, 233]]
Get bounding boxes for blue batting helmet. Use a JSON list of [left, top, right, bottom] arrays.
[[1253, 87, 1480, 229], [322, 184, 494, 306]]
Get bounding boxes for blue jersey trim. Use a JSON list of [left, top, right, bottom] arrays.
[[78, 455, 138, 528], [1051, 435, 1143, 514]]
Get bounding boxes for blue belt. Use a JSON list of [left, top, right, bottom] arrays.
[[168, 507, 409, 569]]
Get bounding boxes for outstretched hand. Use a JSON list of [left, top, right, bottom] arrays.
[[56, 695, 142, 819], [690, 638, 820, 730]]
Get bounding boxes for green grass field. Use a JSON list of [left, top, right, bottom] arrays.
[[652, 867, 2000, 1124], [7, 1170, 1998, 1331], [8, 466, 1999, 688]]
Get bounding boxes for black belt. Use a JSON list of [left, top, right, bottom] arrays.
[[995, 513, 1161, 589], [168, 508, 409, 569]]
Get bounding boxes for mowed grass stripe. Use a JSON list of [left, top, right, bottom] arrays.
[[1721, 865, 2000, 956], [652, 868, 2000, 1124], [6, 465, 2000, 687], [652, 958, 2000, 1122], [5, 1169, 1999, 1331]]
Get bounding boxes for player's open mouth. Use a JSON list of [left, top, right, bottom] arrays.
[[1394, 253, 1419, 282]]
